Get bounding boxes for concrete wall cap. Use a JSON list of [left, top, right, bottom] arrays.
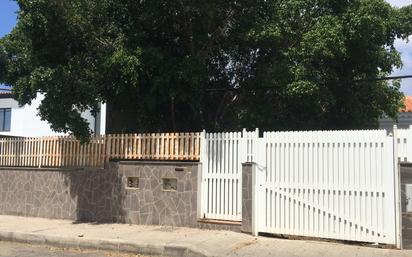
[[118, 161, 199, 166]]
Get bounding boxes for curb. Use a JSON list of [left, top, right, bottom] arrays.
[[0, 231, 209, 257]]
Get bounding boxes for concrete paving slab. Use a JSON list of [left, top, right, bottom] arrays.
[[0, 215, 411, 257]]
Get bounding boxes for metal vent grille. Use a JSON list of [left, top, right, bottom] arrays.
[[127, 177, 139, 188], [163, 178, 177, 191]]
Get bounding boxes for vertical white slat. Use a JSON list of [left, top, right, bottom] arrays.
[[211, 133, 217, 219], [206, 133, 212, 217], [392, 126, 402, 248], [216, 133, 222, 219], [225, 134, 231, 217], [228, 132, 233, 218]]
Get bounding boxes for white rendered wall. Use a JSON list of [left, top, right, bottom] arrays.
[[0, 93, 106, 137], [99, 103, 106, 135]]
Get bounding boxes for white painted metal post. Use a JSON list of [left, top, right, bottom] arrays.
[[197, 162, 204, 219], [393, 125, 402, 249], [198, 130, 207, 219]]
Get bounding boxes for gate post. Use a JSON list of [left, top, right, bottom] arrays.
[[197, 162, 204, 219], [251, 162, 259, 236], [254, 138, 266, 236], [197, 130, 207, 220], [393, 125, 402, 249], [241, 161, 261, 236], [241, 162, 254, 234], [241, 138, 266, 236]]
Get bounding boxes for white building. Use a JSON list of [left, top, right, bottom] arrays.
[[0, 92, 106, 137], [379, 96, 412, 130]]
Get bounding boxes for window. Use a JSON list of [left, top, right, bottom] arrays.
[[0, 108, 11, 132]]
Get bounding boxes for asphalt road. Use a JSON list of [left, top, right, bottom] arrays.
[[0, 241, 164, 257]]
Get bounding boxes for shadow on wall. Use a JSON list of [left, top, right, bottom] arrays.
[[63, 163, 126, 223]]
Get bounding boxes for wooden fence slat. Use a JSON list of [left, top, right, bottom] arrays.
[[7, 139, 11, 166], [133, 134, 136, 159], [105, 134, 111, 163], [0, 132, 201, 167]]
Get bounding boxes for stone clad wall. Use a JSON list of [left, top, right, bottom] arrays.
[[0, 161, 199, 227], [241, 163, 253, 234], [0, 166, 124, 222], [120, 161, 198, 227]]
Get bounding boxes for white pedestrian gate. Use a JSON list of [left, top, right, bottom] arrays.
[[199, 129, 258, 221], [255, 130, 399, 245]]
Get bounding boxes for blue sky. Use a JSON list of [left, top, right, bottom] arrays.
[[0, 0, 18, 90], [0, 0, 18, 38], [0, 0, 411, 94]]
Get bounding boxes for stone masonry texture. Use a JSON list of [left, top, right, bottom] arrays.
[[119, 161, 199, 227], [241, 163, 253, 234], [0, 166, 124, 222], [0, 161, 199, 227]]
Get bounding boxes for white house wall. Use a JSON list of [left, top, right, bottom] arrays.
[[99, 103, 106, 135], [0, 93, 105, 137], [0, 98, 20, 109]]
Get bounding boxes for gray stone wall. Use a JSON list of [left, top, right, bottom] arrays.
[[241, 163, 253, 234], [0, 165, 124, 222], [119, 161, 198, 227], [0, 162, 199, 228]]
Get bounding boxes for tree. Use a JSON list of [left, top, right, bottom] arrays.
[[0, 0, 411, 141]]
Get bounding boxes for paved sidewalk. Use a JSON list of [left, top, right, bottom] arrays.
[[0, 215, 410, 257]]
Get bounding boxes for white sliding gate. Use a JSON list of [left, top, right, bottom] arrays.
[[199, 129, 258, 221], [256, 130, 399, 245], [199, 128, 401, 246]]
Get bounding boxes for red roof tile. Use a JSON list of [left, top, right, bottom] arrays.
[[0, 92, 13, 98], [400, 96, 412, 113]]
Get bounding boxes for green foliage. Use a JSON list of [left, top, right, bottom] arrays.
[[1, 0, 411, 140]]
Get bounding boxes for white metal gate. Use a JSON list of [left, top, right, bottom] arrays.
[[256, 130, 399, 245], [199, 129, 258, 221]]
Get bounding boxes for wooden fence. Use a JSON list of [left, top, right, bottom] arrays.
[[0, 132, 201, 167], [106, 133, 201, 161]]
